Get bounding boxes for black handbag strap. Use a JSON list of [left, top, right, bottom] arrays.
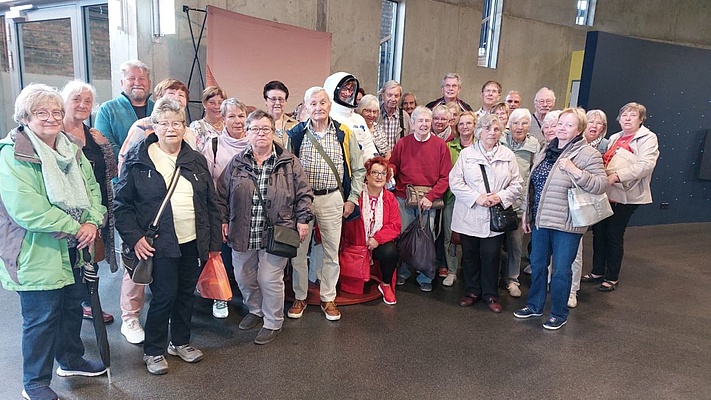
[[148, 165, 181, 236], [305, 128, 344, 198], [398, 107, 405, 139], [479, 164, 492, 193], [248, 174, 273, 228]]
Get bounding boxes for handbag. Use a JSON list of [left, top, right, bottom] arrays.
[[249, 175, 301, 258], [405, 184, 444, 209], [339, 244, 370, 281], [197, 253, 233, 301], [396, 202, 436, 279], [479, 164, 518, 232], [567, 178, 614, 227], [93, 232, 105, 263], [122, 166, 182, 285]]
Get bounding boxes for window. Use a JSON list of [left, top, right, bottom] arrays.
[[378, 0, 403, 90], [478, 0, 503, 69], [575, 0, 597, 26], [1, 16, 7, 72]]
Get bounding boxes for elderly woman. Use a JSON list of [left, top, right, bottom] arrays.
[[201, 97, 249, 318], [61, 80, 118, 324], [390, 106, 452, 292], [514, 108, 607, 330], [441, 111, 478, 287], [115, 97, 221, 375], [450, 114, 522, 313], [190, 86, 227, 152], [218, 110, 312, 344], [500, 108, 539, 298], [432, 104, 454, 142], [356, 94, 391, 159], [263, 81, 298, 146], [585, 103, 659, 291], [341, 156, 402, 303], [446, 101, 461, 135], [541, 110, 562, 145], [492, 102, 510, 130], [0, 84, 107, 400]]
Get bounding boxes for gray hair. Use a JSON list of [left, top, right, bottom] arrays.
[[119, 59, 150, 78], [13, 83, 64, 123], [60, 80, 98, 113], [378, 80, 402, 97], [474, 114, 501, 140], [220, 98, 248, 117], [303, 86, 330, 104], [432, 104, 452, 119], [535, 87, 556, 101], [245, 109, 275, 130], [150, 97, 185, 124], [356, 94, 380, 114], [441, 73, 461, 87], [543, 110, 562, 125], [410, 106, 433, 123], [509, 108, 532, 124]]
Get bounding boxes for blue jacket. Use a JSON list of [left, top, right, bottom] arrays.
[[95, 93, 154, 159]]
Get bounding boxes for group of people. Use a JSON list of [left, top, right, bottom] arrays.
[[0, 59, 659, 399]]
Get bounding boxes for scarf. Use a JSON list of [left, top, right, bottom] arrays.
[[361, 188, 384, 243], [588, 135, 603, 149], [24, 127, 91, 212], [545, 135, 583, 163]]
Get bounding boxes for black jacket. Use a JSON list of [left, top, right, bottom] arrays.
[[114, 133, 222, 262]]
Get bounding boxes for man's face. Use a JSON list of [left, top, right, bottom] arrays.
[[401, 94, 416, 115], [121, 67, 151, 105], [383, 86, 401, 111], [481, 83, 501, 108], [505, 93, 521, 110], [534, 90, 555, 116], [307, 91, 331, 124], [442, 78, 460, 101]]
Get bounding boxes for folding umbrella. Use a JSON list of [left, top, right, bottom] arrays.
[[80, 248, 112, 384]]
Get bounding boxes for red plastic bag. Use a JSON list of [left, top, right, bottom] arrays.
[[197, 254, 233, 301]]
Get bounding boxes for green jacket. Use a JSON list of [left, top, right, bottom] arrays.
[[0, 127, 105, 291]]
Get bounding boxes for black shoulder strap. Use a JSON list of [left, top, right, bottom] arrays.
[[211, 136, 218, 162], [305, 129, 344, 197], [479, 164, 492, 193], [398, 107, 405, 139], [248, 173, 272, 227]]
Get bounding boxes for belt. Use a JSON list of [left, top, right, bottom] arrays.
[[313, 187, 339, 196]]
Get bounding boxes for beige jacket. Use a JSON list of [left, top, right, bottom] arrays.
[[605, 126, 659, 204]]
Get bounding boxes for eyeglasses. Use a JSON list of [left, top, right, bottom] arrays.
[[536, 99, 554, 105], [369, 171, 387, 178], [247, 126, 273, 135], [155, 121, 184, 130], [33, 110, 64, 121], [266, 97, 286, 104]]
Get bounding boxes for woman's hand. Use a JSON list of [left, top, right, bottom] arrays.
[[558, 157, 582, 178], [89, 128, 109, 145], [222, 223, 229, 243], [476, 193, 489, 207], [134, 237, 155, 260], [75, 223, 97, 250], [487, 193, 501, 206], [297, 223, 309, 242], [522, 220, 531, 234], [367, 237, 379, 251], [209, 251, 221, 259], [607, 173, 619, 186]]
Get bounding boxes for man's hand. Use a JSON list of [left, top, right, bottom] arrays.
[[343, 201, 356, 218]]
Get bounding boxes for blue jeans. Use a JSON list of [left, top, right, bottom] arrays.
[[396, 197, 435, 285], [18, 249, 86, 391], [527, 227, 582, 321]]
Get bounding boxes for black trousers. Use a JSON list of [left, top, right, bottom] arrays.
[[372, 241, 398, 284], [591, 203, 638, 282], [460, 234, 503, 300]]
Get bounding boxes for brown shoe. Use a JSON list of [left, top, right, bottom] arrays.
[[486, 298, 502, 313], [287, 300, 307, 319], [458, 292, 480, 307], [320, 301, 341, 321]]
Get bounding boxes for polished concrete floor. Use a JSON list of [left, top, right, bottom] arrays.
[[1, 223, 709, 400]]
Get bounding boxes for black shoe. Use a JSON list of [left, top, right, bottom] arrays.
[[254, 327, 282, 345]]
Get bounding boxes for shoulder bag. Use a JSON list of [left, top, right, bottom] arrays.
[[405, 184, 444, 209], [480, 164, 518, 232], [122, 166, 182, 285], [567, 175, 614, 227], [249, 174, 301, 258], [396, 201, 436, 279]]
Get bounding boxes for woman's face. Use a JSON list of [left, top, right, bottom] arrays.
[[457, 115, 476, 139], [359, 105, 379, 127], [619, 108, 642, 135], [432, 110, 449, 134], [510, 117, 530, 142], [65, 89, 94, 122], [366, 163, 388, 191], [478, 121, 502, 150], [154, 111, 186, 148], [204, 95, 224, 121], [448, 108, 460, 128], [265, 89, 287, 119], [163, 89, 188, 108], [556, 112, 582, 145], [585, 116, 606, 143], [494, 108, 509, 128], [224, 105, 247, 139], [26, 101, 64, 146], [542, 119, 558, 143], [247, 117, 274, 151]]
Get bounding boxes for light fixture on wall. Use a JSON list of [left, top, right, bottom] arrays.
[[152, 0, 175, 36]]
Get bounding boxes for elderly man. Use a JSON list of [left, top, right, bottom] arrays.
[[401, 92, 417, 116], [377, 80, 411, 151], [286, 87, 365, 321], [96, 59, 154, 159], [390, 106, 452, 292], [529, 87, 556, 144], [505, 90, 522, 111], [474, 80, 502, 118], [425, 73, 473, 112]]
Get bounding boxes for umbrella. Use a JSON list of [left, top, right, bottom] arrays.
[[80, 248, 112, 384]]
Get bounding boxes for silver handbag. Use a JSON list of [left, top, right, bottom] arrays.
[[567, 179, 614, 227]]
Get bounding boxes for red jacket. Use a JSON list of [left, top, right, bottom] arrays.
[[342, 189, 402, 247]]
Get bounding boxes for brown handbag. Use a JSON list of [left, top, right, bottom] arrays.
[[405, 184, 444, 209], [93, 233, 106, 262]]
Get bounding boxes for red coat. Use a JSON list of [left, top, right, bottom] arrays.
[[342, 189, 402, 247]]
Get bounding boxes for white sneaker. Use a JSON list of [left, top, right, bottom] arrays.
[[121, 318, 145, 344], [507, 282, 522, 298], [568, 293, 578, 308], [212, 300, 229, 319], [442, 273, 456, 287]]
